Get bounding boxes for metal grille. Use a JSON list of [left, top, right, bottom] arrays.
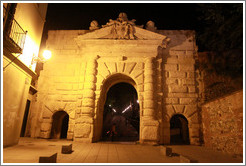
[[3, 5, 27, 53]]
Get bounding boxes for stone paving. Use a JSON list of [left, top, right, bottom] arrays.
[[2, 138, 243, 164]]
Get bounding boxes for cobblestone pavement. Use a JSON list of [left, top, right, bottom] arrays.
[[2, 138, 243, 164]]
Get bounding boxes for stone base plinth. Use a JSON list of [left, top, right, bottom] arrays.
[[140, 118, 159, 144], [73, 137, 92, 143]]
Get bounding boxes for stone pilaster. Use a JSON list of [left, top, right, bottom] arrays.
[[143, 57, 155, 119], [81, 57, 97, 116], [74, 56, 98, 142], [141, 57, 159, 144]]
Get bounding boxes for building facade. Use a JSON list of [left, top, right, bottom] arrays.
[[31, 13, 201, 145], [3, 3, 48, 147]]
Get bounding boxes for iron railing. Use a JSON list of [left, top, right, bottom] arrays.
[[3, 5, 27, 53]]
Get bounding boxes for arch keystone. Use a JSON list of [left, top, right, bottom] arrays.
[[173, 105, 185, 114]]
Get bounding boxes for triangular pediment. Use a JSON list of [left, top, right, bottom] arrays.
[[75, 13, 171, 48], [75, 26, 167, 41]]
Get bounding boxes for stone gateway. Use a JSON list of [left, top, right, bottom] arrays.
[[34, 13, 200, 145]]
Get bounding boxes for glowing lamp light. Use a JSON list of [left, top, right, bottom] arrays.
[[31, 50, 52, 66], [122, 104, 132, 114], [137, 100, 139, 103], [42, 50, 52, 60]]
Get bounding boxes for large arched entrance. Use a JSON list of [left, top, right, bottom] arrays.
[[95, 73, 140, 142], [102, 82, 139, 142], [50, 111, 69, 139], [170, 114, 190, 145]]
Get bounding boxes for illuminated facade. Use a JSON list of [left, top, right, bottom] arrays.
[[3, 3, 48, 147], [32, 13, 201, 145]]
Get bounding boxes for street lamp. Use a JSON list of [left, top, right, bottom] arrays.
[[42, 50, 52, 60], [3, 49, 52, 71], [31, 49, 52, 64]]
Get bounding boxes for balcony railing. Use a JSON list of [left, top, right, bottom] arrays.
[[3, 5, 27, 54], [3, 4, 37, 80]]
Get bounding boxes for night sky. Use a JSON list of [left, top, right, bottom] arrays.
[[40, 3, 201, 52], [41, 3, 243, 52], [43, 3, 199, 31]]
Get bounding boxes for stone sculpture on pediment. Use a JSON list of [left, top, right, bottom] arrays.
[[77, 13, 170, 49], [89, 20, 100, 30], [146, 20, 157, 32], [102, 12, 137, 40], [161, 37, 171, 48]]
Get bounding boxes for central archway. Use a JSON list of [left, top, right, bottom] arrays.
[[94, 73, 140, 142], [102, 82, 139, 142]]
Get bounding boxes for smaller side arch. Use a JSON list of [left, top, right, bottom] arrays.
[[169, 114, 190, 145], [50, 110, 69, 139]]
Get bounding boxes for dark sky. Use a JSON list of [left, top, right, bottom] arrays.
[[41, 3, 243, 53], [44, 3, 199, 31]]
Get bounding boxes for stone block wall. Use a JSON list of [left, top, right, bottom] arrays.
[[202, 90, 243, 156], [158, 30, 200, 145], [34, 30, 88, 139]]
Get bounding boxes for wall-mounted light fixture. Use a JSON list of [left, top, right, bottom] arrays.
[[31, 49, 52, 65], [3, 49, 51, 71]]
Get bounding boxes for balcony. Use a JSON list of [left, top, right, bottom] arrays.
[[3, 5, 27, 54], [3, 5, 37, 80]]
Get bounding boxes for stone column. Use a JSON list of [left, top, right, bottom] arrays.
[[143, 57, 155, 119], [82, 57, 97, 116], [74, 56, 98, 142], [141, 57, 159, 144]]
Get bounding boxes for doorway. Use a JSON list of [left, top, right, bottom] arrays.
[[170, 114, 190, 144], [20, 100, 30, 137], [50, 111, 69, 139], [102, 82, 139, 142]]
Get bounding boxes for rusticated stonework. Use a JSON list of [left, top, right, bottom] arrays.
[[202, 90, 243, 156], [31, 14, 200, 145]]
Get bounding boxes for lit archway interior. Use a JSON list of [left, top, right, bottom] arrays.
[[170, 114, 190, 145], [101, 82, 139, 142], [50, 111, 69, 139]]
